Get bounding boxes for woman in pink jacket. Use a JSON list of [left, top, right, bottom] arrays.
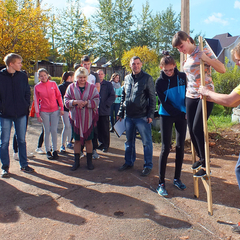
[[34, 68, 64, 160]]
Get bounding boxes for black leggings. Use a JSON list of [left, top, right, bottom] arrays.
[[159, 115, 187, 184], [186, 97, 213, 167]]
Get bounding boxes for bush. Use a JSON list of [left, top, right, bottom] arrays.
[[212, 57, 240, 114]]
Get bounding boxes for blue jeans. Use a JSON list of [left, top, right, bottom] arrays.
[[125, 116, 153, 169], [235, 154, 240, 189], [110, 103, 120, 128], [0, 116, 28, 170]]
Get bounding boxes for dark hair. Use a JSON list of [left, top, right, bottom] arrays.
[[110, 73, 120, 82], [130, 56, 142, 63], [81, 55, 91, 63], [74, 63, 81, 70], [172, 31, 195, 48], [160, 51, 176, 67], [61, 71, 74, 83]]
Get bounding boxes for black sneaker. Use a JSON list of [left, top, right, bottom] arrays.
[[194, 168, 206, 177], [21, 166, 34, 173], [191, 160, 202, 170], [47, 151, 53, 160], [118, 163, 133, 171], [1, 169, 10, 178], [141, 167, 151, 176], [52, 151, 59, 160]]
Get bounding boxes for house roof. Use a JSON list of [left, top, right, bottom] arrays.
[[213, 33, 239, 48]]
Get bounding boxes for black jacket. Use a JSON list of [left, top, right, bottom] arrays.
[[118, 70, 156, 119], [0, 68, 30, 118], [99, 80, 115, 116], [58, 81, 72, 112]]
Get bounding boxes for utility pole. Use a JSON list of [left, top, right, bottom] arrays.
[[180, 0, 189, 70]]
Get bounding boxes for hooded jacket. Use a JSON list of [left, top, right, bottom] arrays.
[[0, 68, 30, 118], [118, 70, 156, 119], [155, 68, 187, 117]]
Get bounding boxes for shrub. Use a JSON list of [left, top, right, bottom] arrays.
[[212, 57, 240, 114]]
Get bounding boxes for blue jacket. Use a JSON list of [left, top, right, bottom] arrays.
[[155, 68, 186, 117], [99, 80, 115, 116], [0, 68, 30, 118]]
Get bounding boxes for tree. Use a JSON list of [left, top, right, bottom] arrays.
[[53, 0, 92, 69], [121, 46, 158, 74], [0, 0, 50, 72], [130, 1, 154, 48], [93, 0, 134, 66], [152, 5, 180, 59]]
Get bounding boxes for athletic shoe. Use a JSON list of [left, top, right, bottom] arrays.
[[191, 160, 202, 170], [194, 168, 206, 177], [21, 166, 34, 173], [27, 152, 34, 157], [92, 150, 100, 159], [156, 183, 168, 196], [35, 148, 44, 154], [1, 169, 10, 178], [118, 163, 133, 171], [47, 151, 53, 160], [67, 143, 74, 149], [60, 145, 66, 152], [52, 151, 59, 160], [13, 152, 19, 160], [173, 179, 186, 190], [80, 151, 85, 159]]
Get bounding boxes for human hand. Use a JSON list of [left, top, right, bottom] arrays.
[[37, 116, 42, 123], [60, 110, 64, 116], [147, 118, 153, 124], [117, 116, 122, 122], [198, 51, 208, 62]]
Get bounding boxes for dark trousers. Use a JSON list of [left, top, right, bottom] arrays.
[[97, 115, 110, 149], [13, 115, 29, 153], [159, 115, 187, 184], [186, 97, 213, 167]]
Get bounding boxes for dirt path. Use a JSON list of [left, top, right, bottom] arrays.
[[0, 118, 240, 240]]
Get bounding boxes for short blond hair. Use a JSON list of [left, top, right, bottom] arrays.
[[231, 43, 240, 62], [3, 53, 22, 66], [74, 67, 88, 80]]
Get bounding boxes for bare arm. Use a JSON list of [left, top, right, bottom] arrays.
[[199, 86, 240, 107], [199, 52, 226, 73]]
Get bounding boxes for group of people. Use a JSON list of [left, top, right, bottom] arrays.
[[1, 31, 240, 200]]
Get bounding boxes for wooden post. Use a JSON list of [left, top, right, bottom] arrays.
[[198, 36, 213, 216], [180, 0, 189, 71]]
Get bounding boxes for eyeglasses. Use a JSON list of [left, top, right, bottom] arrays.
[[163, 68, 174, 73]]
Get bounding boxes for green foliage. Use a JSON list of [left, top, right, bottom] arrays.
[[151, 5, 180, 59], [93, 0, 134, 66], [212, 57, 240, 114]]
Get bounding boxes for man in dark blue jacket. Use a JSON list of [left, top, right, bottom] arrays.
[[97, 70, 115, 152], [0, 53, 34, 178], [117, 56, 156, 176]]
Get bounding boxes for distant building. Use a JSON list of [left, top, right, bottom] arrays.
[[205, 33, 240, 67]]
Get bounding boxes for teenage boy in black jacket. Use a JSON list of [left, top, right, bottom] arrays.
[[0, 53, 34, 178]]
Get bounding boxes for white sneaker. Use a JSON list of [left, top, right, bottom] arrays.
[[35, 148, 44, 154], [92, 150, 100, 159], [80, 151, 85, 159], [13, 152, 19, 160], [27, 152, 34, 157]]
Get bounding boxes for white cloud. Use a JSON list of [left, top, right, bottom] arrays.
[[82, 5, 97, 18], [234, 1, 240, 9], [204, 13, 229, 26]]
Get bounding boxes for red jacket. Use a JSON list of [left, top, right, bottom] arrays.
[[34, 80, 64, 117]]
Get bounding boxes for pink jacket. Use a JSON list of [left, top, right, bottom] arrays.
[[34, 80, 64, 117]]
